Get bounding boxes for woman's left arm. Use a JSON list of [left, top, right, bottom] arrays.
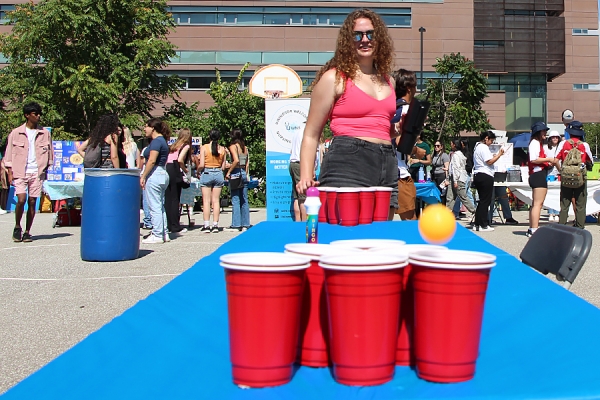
[[110, 134, 120, 168], [178, 145, 190, 173], [245, 152, 250, 176]]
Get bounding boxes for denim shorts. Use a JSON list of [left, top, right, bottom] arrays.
[[200, 168, 225, 188], [320, 136, 398, 208]]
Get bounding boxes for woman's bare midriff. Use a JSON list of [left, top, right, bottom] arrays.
[[355, 136, 392, 145]]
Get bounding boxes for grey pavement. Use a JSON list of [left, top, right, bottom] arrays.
[[0, 207, 599, 393]]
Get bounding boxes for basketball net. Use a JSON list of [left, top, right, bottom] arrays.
[[264, 90, 283, 99]]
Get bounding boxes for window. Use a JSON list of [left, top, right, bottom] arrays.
[[163, 70, 317, 91], [0, 5, 15, 22], [474, 40, 505, 48], [169, 6, 411, 27], [573, 84, 590, 90]]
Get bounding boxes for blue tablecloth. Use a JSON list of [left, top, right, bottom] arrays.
[[6, 222, 600, 399], [415, 181, 441, 204], [43, 180, 84, 200]]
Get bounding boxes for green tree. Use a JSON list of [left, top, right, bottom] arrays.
[[583, 123, 600, 159], [423, 53, 492, 143], [0, 0, 182, 142]]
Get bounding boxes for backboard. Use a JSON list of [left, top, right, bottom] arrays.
[[248, 64, 303, 99]]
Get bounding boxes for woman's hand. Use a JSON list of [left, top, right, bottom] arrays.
[[296, 176, 319, 196], [140, 177, 146, 190]]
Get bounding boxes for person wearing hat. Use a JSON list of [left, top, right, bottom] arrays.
[[556, 121, 594, 228], [562, 109, 576, 140], [544, 130, 562, 221], [526, 122, 558, 238]]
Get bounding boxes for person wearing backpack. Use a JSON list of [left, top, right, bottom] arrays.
[[526, 122, 558, 237], [556, 121, 594, 228]]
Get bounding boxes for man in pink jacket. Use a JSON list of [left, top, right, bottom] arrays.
[[5, 102, 53, 242]]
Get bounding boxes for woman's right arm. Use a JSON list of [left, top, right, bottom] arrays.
[[297, 69, 339, 194], [198, 146, 205, 171], [77, 140, 89, 157], [226, 145, 239, 180], [109, 135, 120, 168]]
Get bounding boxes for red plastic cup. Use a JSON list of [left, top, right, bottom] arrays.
[[326, 189, 339, 225], [330, 238, 405, 251], [371, 245, 447, 366], [319, 253, 408, 386], [220, 252, 311, 388], [373, 187, 393, 222], [409, 249, 496, 383], [284, 243, 360, 367], [359, 188, 376, 224], [317, 187, 330, 223], [336, 188, 360, 226]]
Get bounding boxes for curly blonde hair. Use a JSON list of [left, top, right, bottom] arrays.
[[311, 9, 394, 89]]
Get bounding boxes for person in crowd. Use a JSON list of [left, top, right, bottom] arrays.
[[77, 114, 120, 169], [391, 69, 426, 221], [488, 186, 519, 225], [225, 128, 251, 231], [122, 126, 139, 170], [296, 9, 399, 214], [431, 139, 449, 204], [408, 132, 432, 182], [446, 139, 476, 218], [198, 128, 226, 233], [138, 141, 152, 230], [556, 121, 593, 228], [472, 131, 505, 232], [452, 138, 475, 217], [562, 109, 576, 139], [5, 102, 53, 242], [140, 118, 171, 244], [544, 130, 562, 221], [165, 128, 192, 234], [526, 122, 557, 238]]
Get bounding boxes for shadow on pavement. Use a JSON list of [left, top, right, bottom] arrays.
[[32, 233, 73, 240], [138, 249, 154, 258]]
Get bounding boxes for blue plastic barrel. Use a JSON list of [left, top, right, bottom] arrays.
[[81, 169, 141, 261]]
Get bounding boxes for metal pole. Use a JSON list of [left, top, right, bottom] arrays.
[[419, 27, 426, 92]]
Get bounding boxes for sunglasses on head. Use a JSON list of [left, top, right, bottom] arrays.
[[353, 30, 374, 42]]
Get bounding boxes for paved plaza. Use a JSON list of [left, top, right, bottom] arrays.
[[0, 208, 598, 394]]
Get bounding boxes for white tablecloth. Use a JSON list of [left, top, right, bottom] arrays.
[[500, 181, 600, 216]]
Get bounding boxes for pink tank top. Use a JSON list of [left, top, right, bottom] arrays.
[[330, 78, 396, 141]]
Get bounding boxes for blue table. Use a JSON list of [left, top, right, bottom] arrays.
[[6, 222, 600, 399], [415, 181, 441, 204]]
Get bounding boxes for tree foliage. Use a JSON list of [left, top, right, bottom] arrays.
[[0, 0, 182, 143], [162, 63, 267, 206], [583, 123, 600, 159], [423, 53, 492, 143]]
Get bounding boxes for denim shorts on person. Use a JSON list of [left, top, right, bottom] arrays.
[[319, 136, 398, 208], [200, 168, 224, 188]]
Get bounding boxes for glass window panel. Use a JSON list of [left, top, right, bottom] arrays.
[[177, 52, 217, 64], [308, 52, 334, 65], [217, 52, 262, 64], [315, 15, 329, 25], [170, 6, 216, 13], [223, 13, 236, 24], [383, 15, 411, 27], [188, 77, 213, 89], [237, 13, 264, 25], [262, 52, 308, 64], [177, 13, 190, 24], [290, 14, 302, 24], [189, 13, 217, 24], [264, 14, 290, 25], [328, 14, 346, 25]]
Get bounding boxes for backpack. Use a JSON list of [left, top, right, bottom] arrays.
[[561, 140, 585, 189], [83, 144, 103, 168], [465, 152, 474, 175]]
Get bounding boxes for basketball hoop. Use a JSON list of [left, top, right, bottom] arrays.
[[264, 90, 283, 99]]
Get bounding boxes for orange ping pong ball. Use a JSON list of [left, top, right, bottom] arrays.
[[418, 204, 457, 245]]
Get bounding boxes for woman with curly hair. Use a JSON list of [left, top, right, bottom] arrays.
[[296, 9, 398, 212], [77, 114, 121, 169], [225, 128, 250, 232], [140, 118, 171, 244]]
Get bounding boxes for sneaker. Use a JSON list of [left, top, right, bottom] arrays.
[[141, 225, 152, 230], [12, 227, 22, 242], [173, 228, 187, 234], [553, 215, 559, 222], [142, 234, 164, 244], [200, 226, 211, 233], [225, 226, 242, 232], [479, 226, 494, 232], [211, 226, 220, 233], [163, 233, 171, 242], [505, 218, 518, 225], [22, 232, 32, 242], [525, 229, 533, 238], [0, 209, 7, 215], [241, 226, 249, 232]]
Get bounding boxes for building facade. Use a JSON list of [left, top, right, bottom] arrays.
[[0, 0, 598, 132]]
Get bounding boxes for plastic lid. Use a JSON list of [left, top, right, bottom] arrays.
[[319, 253, 408, 271], [220, 252, 311, 271], [409, 249, 496, 265], [330, 239, 406, 250], [306, 187, 320, 197], [284, 243, 360, 260]]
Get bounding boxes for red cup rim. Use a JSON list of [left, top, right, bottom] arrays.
[[336, 187, 361, 193], [372, 186, 393, 191], [318, 187, 338, 192], [370, 244, 447, 256], [409, 259, 496, 270], [359, 187, 376, 192], [284, 243, 361, 260], [220, 252, 311, 270], [330, 239, 406, 250], [409, 249, 496, 266], [320, 253, 408, 269]]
